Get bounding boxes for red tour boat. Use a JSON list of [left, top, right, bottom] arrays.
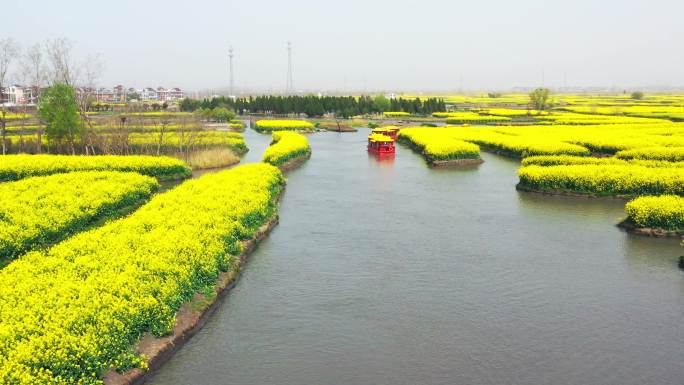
[[368, 133, 395, 154]]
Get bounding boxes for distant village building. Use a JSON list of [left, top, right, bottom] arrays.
[[2, 84, 184, 105], [140, 87, 158, 101], [7, 85, 26, 105], [94, 88, 115, 102], [1, 85, 40, 106], [113, 85, 126, 102], [156, 87, 169, 101], [169, 87, 183, 100]]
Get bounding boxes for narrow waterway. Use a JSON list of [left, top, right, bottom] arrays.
[[149, 129, 684, 385]]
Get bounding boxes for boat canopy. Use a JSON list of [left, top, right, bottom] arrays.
[[368, 133, 394, 143]]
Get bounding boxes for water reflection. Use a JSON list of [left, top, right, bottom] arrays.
[[367, 152, 395, 165]]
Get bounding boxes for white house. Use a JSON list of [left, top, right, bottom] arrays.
[[140, 87, 158, 101]]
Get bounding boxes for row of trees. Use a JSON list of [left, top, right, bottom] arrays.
[[180, 95, 447, 117]]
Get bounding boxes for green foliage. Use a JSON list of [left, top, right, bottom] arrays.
[[126, 92, 140, 102], [373, 95, 391, 112], [37, 83, 83, 147], [529, 88, 553, 112], [193, 107, 236, 122], [179, 97, 202, 112], [178, 95, 446, 117], [631, 91, 644, 100], [210, 107, 236, 122]]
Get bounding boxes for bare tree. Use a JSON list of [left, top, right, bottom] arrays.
[[21, 43, 47, 87], [45, 38, 77, 86], [79, 53, 104, 155], [21, 43, 47, 153], [0, 38, 21, 155]]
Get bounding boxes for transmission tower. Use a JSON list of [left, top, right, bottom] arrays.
[[286, 41, 293, 94], [228, 45, 234, 96]]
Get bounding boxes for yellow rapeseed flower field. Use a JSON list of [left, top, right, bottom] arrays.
[[0, 171, 158, 262], [399, 128, 481, 162], [254, 119, 315, 132], [518, 164, 684, 196], [262, 131, 311, 166], [626, 195, 684, 231], [0, 154, 191, 181], [0, 163, 285, 384]]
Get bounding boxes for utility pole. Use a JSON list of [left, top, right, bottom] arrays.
[[286, 41, 293, 94], [229, 45, 234, 96]]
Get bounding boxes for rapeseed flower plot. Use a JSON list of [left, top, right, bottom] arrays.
[[626, 195, 684, 231], [262, 131, 311, 166], [0, 171, 158, 262], [399, 128, 481, 161], [0, 163, 285, 384], [254, 120, 315, 132], [0, 154, 191, 181], [522, 155, 684, 168], [126, 131, 247, 154], [616, 146, 684, 162], [518, 164, 684, 196], [383, 111, 411, 117]]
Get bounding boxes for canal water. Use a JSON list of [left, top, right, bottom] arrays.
[[149, 129, 684, 385]]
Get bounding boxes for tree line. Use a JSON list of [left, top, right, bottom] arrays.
[[180, 95, 447, 117]]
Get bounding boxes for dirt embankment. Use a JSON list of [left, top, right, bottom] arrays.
[[430, 158, 484, 167], [277, 152, 311, 172], [318, 122, 357, 132], [515, 183, 632, 199], [617, 219, 684, 238], [103, 215, 280, 385]]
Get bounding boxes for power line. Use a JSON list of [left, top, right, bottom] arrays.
[[228, 45, 234, 96], [286, 41, 293, 94]]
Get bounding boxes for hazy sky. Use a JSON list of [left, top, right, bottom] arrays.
[[4, 0, 684, 91]]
